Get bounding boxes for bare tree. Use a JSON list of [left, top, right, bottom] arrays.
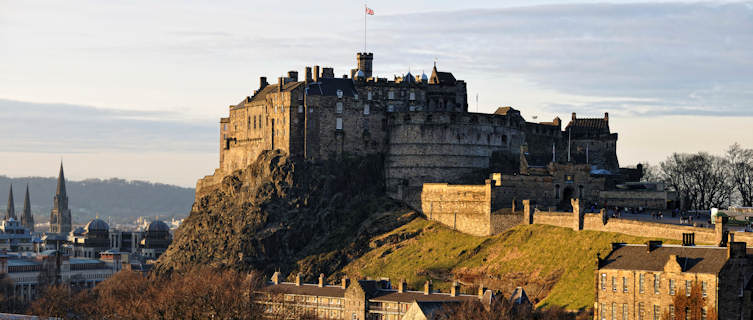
[[727, 143, 753, 207], [660, 152, 732, 210]]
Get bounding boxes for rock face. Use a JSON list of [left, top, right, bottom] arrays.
[[155, 150, 415, 281]]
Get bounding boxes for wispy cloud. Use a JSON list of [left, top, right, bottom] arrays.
[[0, 99, 215, 154]]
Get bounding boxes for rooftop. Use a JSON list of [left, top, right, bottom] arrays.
[[600, 244, 730, 274]]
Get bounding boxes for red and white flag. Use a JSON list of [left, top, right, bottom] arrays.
[[365, 6, 374, 15]]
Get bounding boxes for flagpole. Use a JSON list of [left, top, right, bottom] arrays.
[[364, 3, 367, 52]]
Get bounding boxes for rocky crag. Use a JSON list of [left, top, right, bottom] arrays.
[[155, 150, 416, 281]]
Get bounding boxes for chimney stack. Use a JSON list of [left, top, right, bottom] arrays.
[[728, 241, 746, 259], [271, 271, 281, 285], [287, 70, 298, 82], [604, 112, 609, 122], [647, 240, 662, 252], [478, 286, 487, 299], [278, 76, 284, 92], [424, 280, 432, 295], [313, 66, 320, 82], [318, 273, 325, 287], [305, 67, 312, 83], [341, 276, 350, 289], [571, 112, 577, 120], [450, 281, 460, 297], [295, 273, 302, 286], [322, 67, 334, 79], [398, 279, 407, 293]]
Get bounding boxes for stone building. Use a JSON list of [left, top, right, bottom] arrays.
[[595, 238, 753, 320], [198, 51, 634, 214], [69, 219, 111, 259], [49, 164, 72, 234], [257, 272, 493, 320]]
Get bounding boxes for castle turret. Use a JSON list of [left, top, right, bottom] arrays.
[[6, 184, 15, 220], [50, 163, 72, 234], [22, 184, 34, 232], [357, 52, 373, 78]]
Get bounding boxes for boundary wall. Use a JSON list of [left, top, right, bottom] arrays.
[[522, 199, 753, 247]]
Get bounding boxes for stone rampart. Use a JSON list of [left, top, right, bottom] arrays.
[[421, 182, 492, 236]]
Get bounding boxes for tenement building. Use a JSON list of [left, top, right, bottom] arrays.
[[595, 237, 753, 320], [198, 51, 645, 221], [257, 272, 495, 320]]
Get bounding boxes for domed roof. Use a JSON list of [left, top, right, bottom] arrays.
[[147, 220, 170, 232], [85, 218, 109, 232]]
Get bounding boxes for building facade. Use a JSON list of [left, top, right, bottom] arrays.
[[595, 238, 753, 320]]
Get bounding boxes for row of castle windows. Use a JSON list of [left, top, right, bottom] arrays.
[[599, 303, 708, 320]]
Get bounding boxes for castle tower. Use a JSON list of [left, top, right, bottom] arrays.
[[22, 184, 34, 232], [6, 184, 15, 220], [356, 52, 373, 78], [50, 163, 72, 234]]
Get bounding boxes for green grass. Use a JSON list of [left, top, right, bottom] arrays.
[[341, 218, 678, 310]]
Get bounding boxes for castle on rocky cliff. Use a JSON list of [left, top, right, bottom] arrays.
[[198, 52, 646, 217]]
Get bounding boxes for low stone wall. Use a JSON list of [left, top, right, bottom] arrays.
[[195, 169, 226, 202], [532, 211, 573, 229], [421, 182, 493, 236], [490, 212, 523, 235]]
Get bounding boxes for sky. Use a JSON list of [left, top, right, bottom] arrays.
[[1, 0, 752, 187]]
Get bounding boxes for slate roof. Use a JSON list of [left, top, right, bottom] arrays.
[[510, 287, 530, 305], [566, 118, 609, 130], [246, 81, 304, 104], [260, 282, 346, 298], [429, 66, 457, 85], [307, 78, 358, 97], [600, 244, 729, 274]]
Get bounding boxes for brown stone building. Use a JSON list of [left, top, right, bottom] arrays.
[[595, 238, 753, 320], [257, 272, 493, 320]]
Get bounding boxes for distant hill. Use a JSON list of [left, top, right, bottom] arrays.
[[0, 176, 194, 226]]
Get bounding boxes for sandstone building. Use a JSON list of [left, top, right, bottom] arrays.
[[257, 272, 496, 320], [595, 238, 753, 320]]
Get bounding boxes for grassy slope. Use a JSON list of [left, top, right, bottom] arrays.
[[340, 218, 679, 310]]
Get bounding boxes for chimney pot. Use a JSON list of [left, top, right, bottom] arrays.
[[572, 112, 577, 120], [313, 66, 320, 82], [424, 280, 432, 295], [341, 276, 350, 289], [305, 67, 312, 83], [604, 112, 609, 121], [398, 279, 407, 293], [259, 77, 268, 90], [288, 70, 298, 82], [295, 273, 302, 286], [450, 281, 460, 297], [478, 286, 487, 299], [318, 273, 325, 287]]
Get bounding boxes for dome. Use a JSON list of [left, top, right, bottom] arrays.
[[85, 218, 109, 232], [147, 220, 170, 232]]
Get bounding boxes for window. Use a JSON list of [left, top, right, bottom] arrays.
[[612, 303, 616, 320], [601, 274, 606, 290], [623, 277, 628, 293], [669, 305, 675, 320], [612, 276, 617, 292], [352, 313, 357, 320], [354, 93, 359, 100], [364, 104, 370, 115], [309, 106, 314, 113], [685, 280, 692, 296], [388, 91, 395, 99], [336, 118, 343, 130], [223, 124, 228, 130], [298, 105, 303, 113], [654, 274, 660, 294], [654, 305, 660, 320], [638, 303, 644, 320], [600, 303, 606, 320], [702, 281, 708, 297], [388, 105, 394, 112], [702, 308, 707, 320], [409, 91, 416, 100], [623, 304, 628, 320], [669, 279, 676, 295], [639, 274, 645, 293], [367, 91, 372, 100], [336, 102, 343, 113], [337, 89, 343, 98]]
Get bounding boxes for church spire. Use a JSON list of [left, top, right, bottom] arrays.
[[56, 162, 67, 200], [50, 162, 72, 234], [22, 184, 34, 232], [6, 184, 15, 220]]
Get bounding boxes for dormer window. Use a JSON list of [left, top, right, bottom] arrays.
[[336, 90, 343, 99]]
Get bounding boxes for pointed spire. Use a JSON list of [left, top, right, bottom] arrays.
[[22, 184, 34, 232], [6, 184, 15, 220], [56, 162, 67, 198]]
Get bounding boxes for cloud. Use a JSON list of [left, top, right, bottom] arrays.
[[0, 99, 216, 154], [363, 2, 753, 117]]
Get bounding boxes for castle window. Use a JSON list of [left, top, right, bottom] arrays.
[[501, 135, 508, 145], [685, 280, 691, 296], [298, 105, 303, 113], [388, 91, 395, 99], [310, 106, 314, 113], [612, 276, 616, 292], [669, 279, 675, 295], [702, 281, 707, 297], [601, 273, 606, 290], [337, 89, 343, 99], [639, 274, 645, 293], [669, 305, 674, 320], [364, 104, 370, 115], [253, 117, 256, 129], [354, 93, 359, 100], [654, 274, 660, 294], [409, 91, 415, 101], [223, 124, 228, 131], [623, 277, 628, 293], [368, 91, 372, 100], [336, 118, 343, 130], [409, 105, 415, 112], [336, 102, 343, 113], [653, 305, 660, 320], [388, 105, 394, 112], [555, 185, 560, 200]]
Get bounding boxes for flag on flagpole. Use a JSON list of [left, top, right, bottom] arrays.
[[365, 6, 374, 15]]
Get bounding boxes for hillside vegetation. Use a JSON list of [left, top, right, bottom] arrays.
[[341, 219, 678, 310]]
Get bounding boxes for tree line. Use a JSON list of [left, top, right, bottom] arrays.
[[643, 143, 753, 210]]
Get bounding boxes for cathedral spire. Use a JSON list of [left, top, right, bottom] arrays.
[[22, 184, 34, 232], [56, 162, 67, 200], [6, 184, 15, 220], [50, 162, 72, 234]]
